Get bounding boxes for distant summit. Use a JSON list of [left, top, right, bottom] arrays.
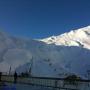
[[40, 26, 90, 49]]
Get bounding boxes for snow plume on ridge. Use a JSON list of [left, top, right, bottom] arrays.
[[3, 49, 32, 72]]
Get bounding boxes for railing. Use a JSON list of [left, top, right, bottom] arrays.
[[0, 75, 90, 90]]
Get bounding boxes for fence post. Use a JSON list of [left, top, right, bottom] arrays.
[[53, 80, 58, 90]]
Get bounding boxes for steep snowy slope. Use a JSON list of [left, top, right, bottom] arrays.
[[0, 32, 68, 77], [0, 26, 90, 78]]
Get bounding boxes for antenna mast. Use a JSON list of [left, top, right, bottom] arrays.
[[9, 66, 11, 75], [29, 56, 33, 76]]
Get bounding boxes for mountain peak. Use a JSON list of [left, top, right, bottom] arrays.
[[40, 26, 90, 49]]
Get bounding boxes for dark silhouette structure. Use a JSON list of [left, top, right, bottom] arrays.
[[0, 72, 2, 81], [14, 71, 17, 83], [63, 75, 81, 87], [29, 57, 33, 76]]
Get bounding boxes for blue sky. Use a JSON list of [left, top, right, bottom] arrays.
[[0, 0, 90, 38]]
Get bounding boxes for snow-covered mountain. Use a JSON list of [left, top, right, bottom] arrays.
[[0, 26, 90, 78], [40, 26, 90, 49]]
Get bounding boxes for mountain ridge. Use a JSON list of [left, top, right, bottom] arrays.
[[0, 26, 90, 78], [40, 26, 90, 49]]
